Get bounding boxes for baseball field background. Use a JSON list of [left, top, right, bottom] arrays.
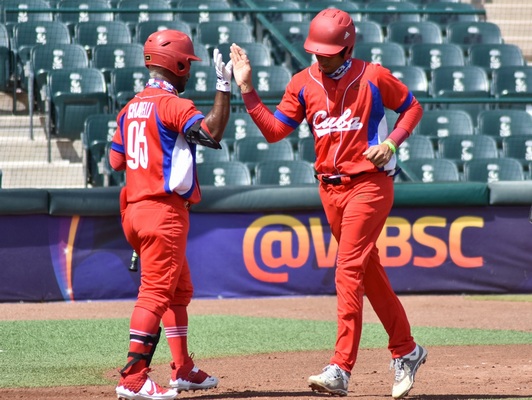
[[1, 294, 530, 399]]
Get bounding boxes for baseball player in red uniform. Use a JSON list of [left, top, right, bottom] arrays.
[[230, 8, 427, 399], [109, 30, 233, 400]]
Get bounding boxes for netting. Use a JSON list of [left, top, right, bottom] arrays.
[[0, 0, 530, 188]]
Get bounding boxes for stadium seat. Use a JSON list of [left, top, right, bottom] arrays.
[[400, 158, 461, 182], [180, 64, 218, 101], [91, 43, 145, 83], [389, 65, 429, 98], [502, 136, 532, 168], [409, 43, 465, 75], [2, 0, 53, 35], [447, 103, 490, 126], [29, 43, 90, 112], [438, 134, 499, 169], [423, 2, 480, 30], [386, 21, 443, 51], [192, 41, 211, 66], [476, 109, 532, 144], [250, 65, 293, 101], [196, 21, 254, 51], [415, 109, 474, 140], [431, 65, 490, 98], [365, 1, 421, 27], [11, 20, 72, 111], [254, 160, 317, 186], [463, 158, 525, 183], [12, 21, 72, 86], [115, 0, 173, 37], [446, 22, 503, 52], [47, 67, 110, 140], [135, 20, 193, 45], [195, 144, 231, 165], [223, 111, 264, 150], [216, 42, 273, 67], [233, 137, 294, 170], [74, 21, 132, 58], [288, 120, 311, 147], [261, 21, 312, 68], [297, 136, 316, 165], [354, 20, 384, 44], [254, 0, 304, 23], [354, 42, 407, 67], [56, 0, 114, 37], [305, 1, 362, 22], [385, 108, 400, 130], [397, 135, 435, 162], [467, 44, 525, 77], [109, 66, 150, 112], [0, 24, 12, 92], [102, 141, 125, 187], [174, 0, 234, 33], [82, 113, 118, 186], [196, 161, 252, 187], [491, 66, 532, 108]]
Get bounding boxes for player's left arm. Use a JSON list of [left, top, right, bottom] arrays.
[[364, 69, 423, 168]]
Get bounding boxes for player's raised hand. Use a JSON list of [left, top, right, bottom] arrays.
[[230, 43, 254, 93], [213, 48, 233, 92]]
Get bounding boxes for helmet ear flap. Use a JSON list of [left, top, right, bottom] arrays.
[[176, 60, 188, 75]]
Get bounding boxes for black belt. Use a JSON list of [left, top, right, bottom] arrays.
[[316, 172, 366, 185]]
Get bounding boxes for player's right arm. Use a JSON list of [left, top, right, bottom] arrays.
[[109, 114, 126, 171], [230, 43, 294, 143]]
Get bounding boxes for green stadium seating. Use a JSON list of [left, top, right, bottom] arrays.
[[254, 160, 316, 186], [197, 161, 252, 187], [47, 67, 109, 140], [463, 158, 525, 183]]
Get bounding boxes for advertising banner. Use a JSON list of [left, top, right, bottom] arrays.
[[0, 206, 531, 302]]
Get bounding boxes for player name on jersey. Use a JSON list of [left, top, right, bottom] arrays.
[[127, 101, 154, 119]]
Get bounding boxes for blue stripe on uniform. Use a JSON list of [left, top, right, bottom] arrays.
[[367, 81, 384, 146], [395, 92, 413, 113], [157, 112, 178, 194]]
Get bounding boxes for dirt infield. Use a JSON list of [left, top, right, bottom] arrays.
[[1, 295, 531, 400]]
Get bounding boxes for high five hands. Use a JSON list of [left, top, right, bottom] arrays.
[[229, 43, 254, 94]]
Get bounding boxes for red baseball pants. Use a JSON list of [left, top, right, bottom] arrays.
[[319, 172, 415, 373]]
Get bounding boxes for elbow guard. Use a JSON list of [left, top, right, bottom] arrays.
[[184, 120, 221, 149]]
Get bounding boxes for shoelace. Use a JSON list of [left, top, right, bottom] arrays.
[[390, 358, 406, 382], [322, 365, 342, 380]]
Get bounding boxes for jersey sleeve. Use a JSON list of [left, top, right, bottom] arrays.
[[375, 65, 413, 113], [375, 65, 423, 134], [110, 112, 126, 170], [157, 96, 203, 135]]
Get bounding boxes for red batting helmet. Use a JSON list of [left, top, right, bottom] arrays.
[[144, 29, 201, 77], [304, 8, 355, 60]]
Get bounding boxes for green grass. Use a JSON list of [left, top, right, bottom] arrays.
[[468, 294, 532, 302], [1, 315, 531, 388]]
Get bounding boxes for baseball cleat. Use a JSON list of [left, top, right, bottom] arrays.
[[169, 361, 218, 392], [116, 368, 177, 400], [391, 344, 428, 399], [308, 363, 350, 397]]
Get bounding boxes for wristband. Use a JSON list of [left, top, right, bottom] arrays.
[[383, 140, 396, 154], [216, 79, 231, 93]]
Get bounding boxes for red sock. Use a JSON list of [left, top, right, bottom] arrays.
[[162, 305, 189, 369]]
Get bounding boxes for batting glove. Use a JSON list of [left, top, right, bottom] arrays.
[[213, 48, 233, 93]]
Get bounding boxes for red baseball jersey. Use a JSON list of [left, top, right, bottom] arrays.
[[268, 59, 418, 176], [111, 86, 203, 204]]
